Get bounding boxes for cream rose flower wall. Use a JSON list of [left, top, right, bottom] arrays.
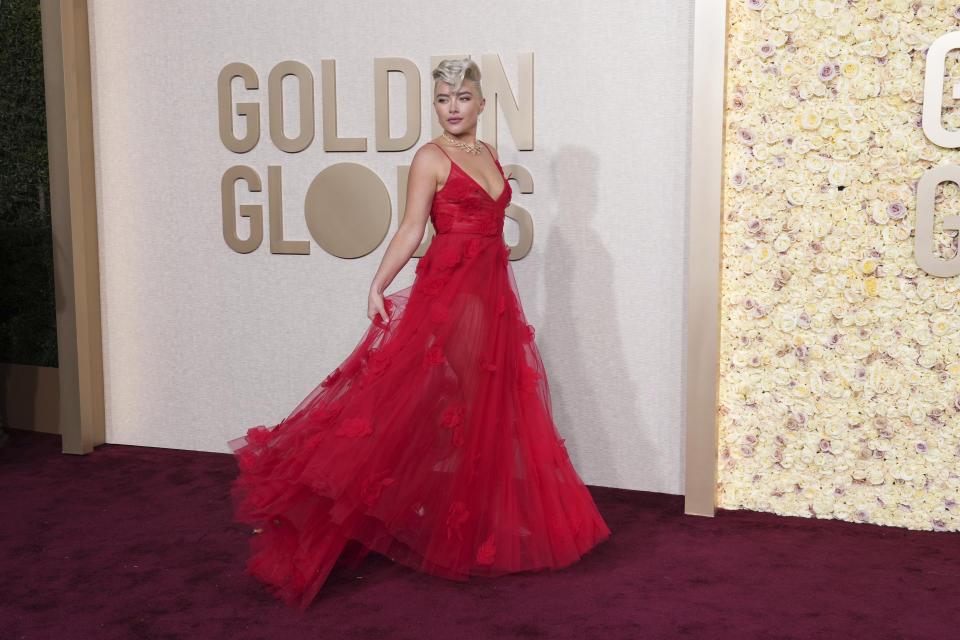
[[717, 0, 960, 532]]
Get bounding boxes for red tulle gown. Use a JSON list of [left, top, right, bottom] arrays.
[[228, 141, 611, 610]]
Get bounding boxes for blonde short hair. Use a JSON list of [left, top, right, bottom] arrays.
[[432, 58, 483, 99]]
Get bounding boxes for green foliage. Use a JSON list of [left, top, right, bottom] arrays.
[[0, 0, 58, 367]]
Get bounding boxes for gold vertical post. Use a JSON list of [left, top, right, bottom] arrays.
[[684, 0, 730, 516], [39, 0, 105, 454]]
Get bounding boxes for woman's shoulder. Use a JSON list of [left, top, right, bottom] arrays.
[[414, 139, 446, 158], [411, 139, 449, 168], [408, 140, 450, 183]]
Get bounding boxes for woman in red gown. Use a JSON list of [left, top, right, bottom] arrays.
[[228, 58, 611, 611]]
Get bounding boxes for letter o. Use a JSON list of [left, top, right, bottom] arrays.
[[304, 163, 391, 258]]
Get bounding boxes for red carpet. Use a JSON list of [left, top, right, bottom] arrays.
[[1, 427, 957, 639]]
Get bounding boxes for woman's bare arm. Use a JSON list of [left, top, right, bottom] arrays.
[[367, 145, 441, 322]]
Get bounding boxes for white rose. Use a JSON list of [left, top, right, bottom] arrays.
[[931, 313, 954, 337], [880, 18, 899, 38], [909, 405, 926, 425], [800, 109, 823, 130], [806, 155, 828, 173], [918, 350, 937, 369], [780, 13, 800, 31], [935, 293, 955, 310], [850, 124, 872, 142]]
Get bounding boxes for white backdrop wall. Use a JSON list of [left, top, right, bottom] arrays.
[[88, 0, 694, 494]]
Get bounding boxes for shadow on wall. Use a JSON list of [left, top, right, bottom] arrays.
[[539, 146, 669, 491], [0, 363, 60, 438]]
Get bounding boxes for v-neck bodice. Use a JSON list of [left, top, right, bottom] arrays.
[[428, 141, 512, 237]]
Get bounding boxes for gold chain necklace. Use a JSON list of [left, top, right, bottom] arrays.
[[441, 131, 483, 155]]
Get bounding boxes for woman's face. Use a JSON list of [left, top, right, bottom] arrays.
[[434, 79, 484, 137]]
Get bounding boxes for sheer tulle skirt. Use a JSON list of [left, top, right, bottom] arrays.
[[228, 231, 611, 611]]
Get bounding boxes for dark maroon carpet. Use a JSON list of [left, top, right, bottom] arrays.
[[1, 428, 957, 639]]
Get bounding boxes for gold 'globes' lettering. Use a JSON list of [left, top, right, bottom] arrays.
[[501, 164, 535, 259], [304, 163, 392, 258], [918, 32, 960, 277], [221, 165, 310, 255], [221, 165, 262, 253], [217, 55, 536, 257]]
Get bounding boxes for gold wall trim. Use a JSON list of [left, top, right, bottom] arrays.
[[684, 0, 730, 516], [39, 0, 105, 454]]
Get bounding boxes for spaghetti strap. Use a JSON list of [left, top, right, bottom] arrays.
[[429, 140, 453, 160], [480, 141, 505, 176], [480, 140, 494, 161]]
